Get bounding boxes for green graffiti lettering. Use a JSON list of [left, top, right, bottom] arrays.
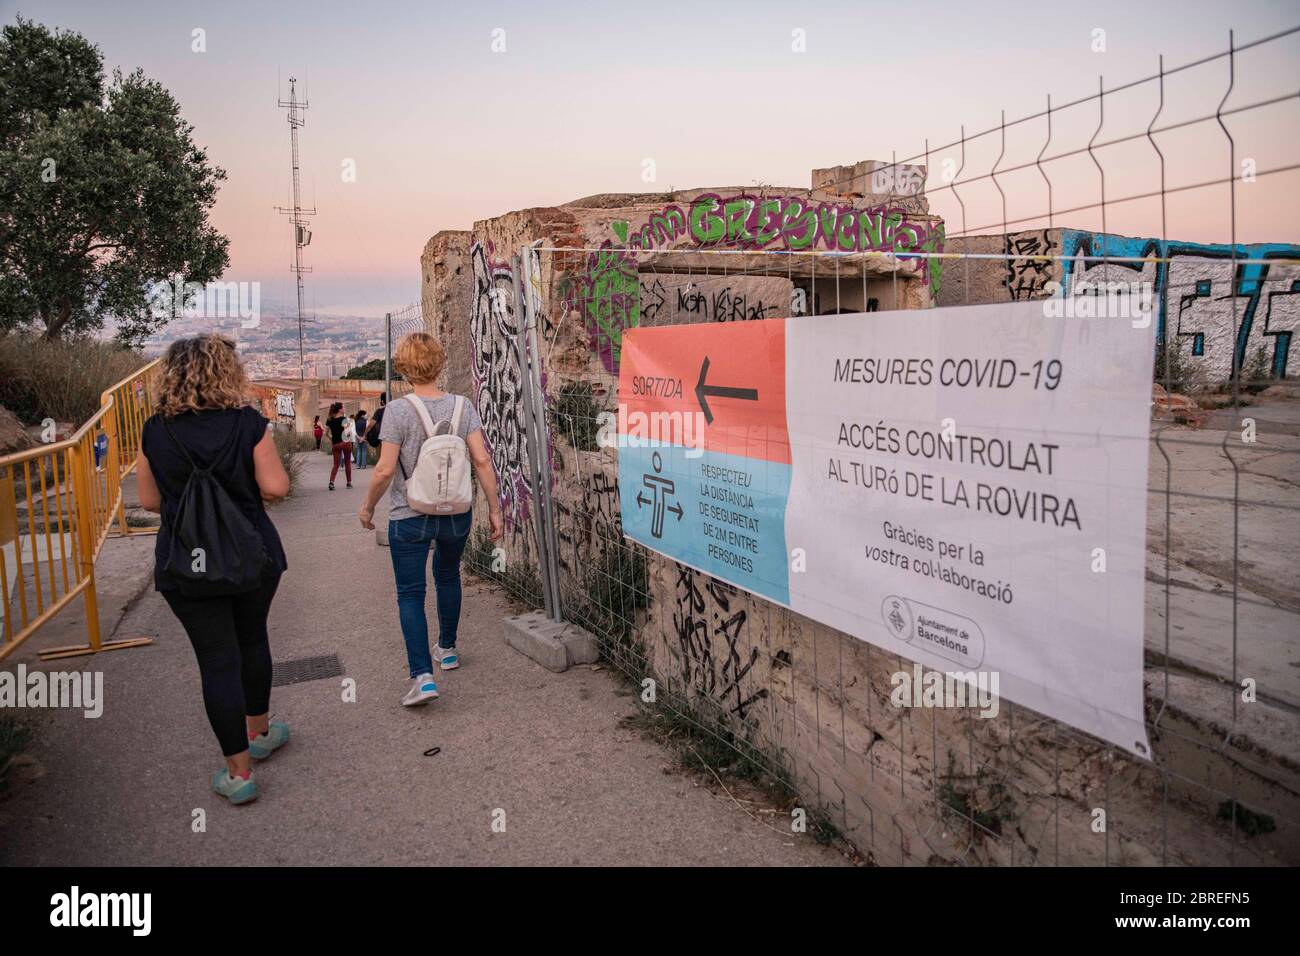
[[782, 198, 815, 250], [817, 205, 840, 249], [924, 226, 946, 299], [724, 198, 755, 243], [690, 195, 726, 245], [753, 198, 782, 246], [859, 210, 884, 250], [836, 210, 857, 251], [884, 211, 903, 249]]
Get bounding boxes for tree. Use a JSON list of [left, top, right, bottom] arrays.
[[0, 17, 230, 346], [343, 358, 399, 381]]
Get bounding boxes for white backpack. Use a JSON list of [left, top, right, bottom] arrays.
[[402, 394, 473, 515]]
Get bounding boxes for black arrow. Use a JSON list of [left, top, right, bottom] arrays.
[[666, 502, 684, 520], [636, 492, 651, 508], [695, 356, 759, 425]]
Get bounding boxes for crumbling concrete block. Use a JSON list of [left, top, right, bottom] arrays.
[[502, 610, 600, 672], [812, 159, 928, 202]]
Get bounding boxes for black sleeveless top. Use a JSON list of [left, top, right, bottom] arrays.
[[141, 406, 288, 592]]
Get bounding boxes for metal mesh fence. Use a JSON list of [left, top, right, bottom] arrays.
[[396, 25, 1299, 865], [534, 251, 1299, 866]]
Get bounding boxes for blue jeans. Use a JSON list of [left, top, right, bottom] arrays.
[[355, 441, 368, 467], [388, 512, 472, 677]]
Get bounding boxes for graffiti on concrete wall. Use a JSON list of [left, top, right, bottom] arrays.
[[1061, 231, 1300, 380], [554, 470, 623, 574], [662, 193, 944, 299], [567, 239, 639, 377], [671, 282, 779, 323], [637, 275, 789, 327], [273, 390, 295, 423], [639, 276, 669, 325], [1005, 230, 1058, 301], [470, 241, 533, 530], [582, 471, 622, 545], [671, 563, 769, 721], [678, 193, 942, 260], [623, 204, 689, 252], [572, 196, 944, 374]]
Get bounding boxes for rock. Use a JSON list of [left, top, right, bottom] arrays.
[[1151, 384, 1207, 427], [0, 405, 36, 456], [1258, 383, 1299, 400]]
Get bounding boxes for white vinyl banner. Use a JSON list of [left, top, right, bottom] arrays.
[[619, 300, 1157, 758]]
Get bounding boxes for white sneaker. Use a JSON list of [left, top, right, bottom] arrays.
[[401, 673, 439, 706], [435, 646, 460, 670]]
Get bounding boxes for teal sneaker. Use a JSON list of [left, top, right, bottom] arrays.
[[212, 769, 258, 805], [435, 646, 459, 671], [401, 673, 439, 706], [248, 720, 290, 760]]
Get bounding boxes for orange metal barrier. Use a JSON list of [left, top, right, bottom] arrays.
[[0, 360, 161, 661]]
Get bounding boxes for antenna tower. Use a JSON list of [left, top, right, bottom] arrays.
[[275, 77, 316, 380]]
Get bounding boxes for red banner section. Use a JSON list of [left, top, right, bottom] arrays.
[[618, 319, 790, 465]]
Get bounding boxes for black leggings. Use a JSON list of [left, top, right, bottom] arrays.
[[162, 574, 281, 756]]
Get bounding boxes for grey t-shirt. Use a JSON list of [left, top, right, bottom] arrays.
[[379, 393, 484, 521]]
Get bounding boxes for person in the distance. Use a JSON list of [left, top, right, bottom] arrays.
[[325, 402, 353, 491]]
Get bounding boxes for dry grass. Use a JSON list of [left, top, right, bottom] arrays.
[[271, 427, 314, 499], [0, 333, 144, 426]]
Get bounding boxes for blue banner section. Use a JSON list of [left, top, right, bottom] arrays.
[[619, 442, 792, 605]]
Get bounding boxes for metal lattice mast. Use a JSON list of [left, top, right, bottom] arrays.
[[275, 77, 316, 380]]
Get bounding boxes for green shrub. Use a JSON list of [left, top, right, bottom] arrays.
[[1153, 332, 1192, 393], [1239, 344, 1273, 394], [464, 528, 544, 605], [343, 358, 401, 381], [547, 382, 607, 452], [465, 528, 496, 574], [566, 543, 648, 648], [1217, 800, 1276, 837], [0, 333, 144, 426]]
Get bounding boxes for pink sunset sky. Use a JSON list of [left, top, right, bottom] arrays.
[[8, 0, 1299, 317]]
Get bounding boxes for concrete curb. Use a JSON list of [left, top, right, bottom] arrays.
[[502, 610, 600, 673]]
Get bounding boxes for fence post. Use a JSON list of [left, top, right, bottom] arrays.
[[509, 255, 553, 618], [0, 464, 16, 647], [521, 246, 565, 620], [72, 436, 103, 652], [102, 398, 129, 538], [384, 312, 393, 402], [510, 252, 562, 620]]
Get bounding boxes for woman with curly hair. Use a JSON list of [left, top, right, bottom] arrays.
[[134, 334, 291, 806]]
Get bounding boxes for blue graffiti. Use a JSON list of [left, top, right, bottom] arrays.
[[1060, 231, 1300, 378]]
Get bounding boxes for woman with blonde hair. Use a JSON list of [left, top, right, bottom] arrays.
[[135, 334, 291, 805], [358, 331, 503, 706]]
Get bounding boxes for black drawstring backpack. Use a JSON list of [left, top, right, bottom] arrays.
[[159, 416, 269, 596]]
